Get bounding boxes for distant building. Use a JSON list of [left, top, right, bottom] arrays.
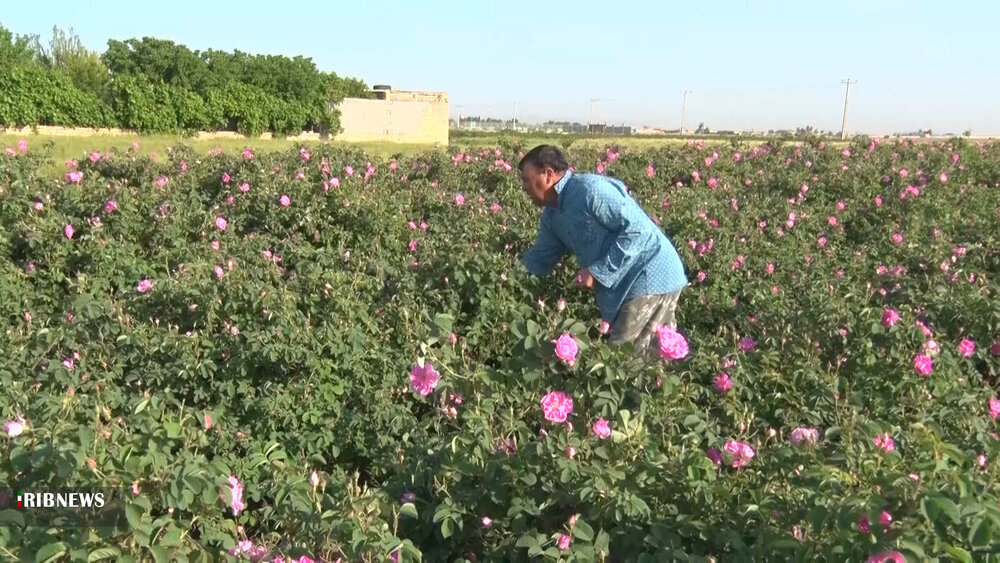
[[588, 124, 632, 135], [333, 86, 449, 145]]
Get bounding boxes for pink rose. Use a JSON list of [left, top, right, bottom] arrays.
[[867, 551, 905, 563], [873, 432, 895, 452], [540, 391, 573, 424], [913, 354, 933, 376], [713, 373, 732, 394], [789, 427, 819, 446], [553, 334, 578, 366], [881, 308, 900, 328], [592, 418, 611, 439], [227, 475, 245, 516], [409, 362, 440, 396], [657, 327, 689, 360], [723, 440, 755, 468], [4, 417, 26, 437]]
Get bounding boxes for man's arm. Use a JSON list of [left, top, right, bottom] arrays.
[[523, 218, 567, 277], [586, 180, 654, 288]]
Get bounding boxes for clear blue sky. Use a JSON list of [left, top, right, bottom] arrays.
[[4, 0, 999, 134]]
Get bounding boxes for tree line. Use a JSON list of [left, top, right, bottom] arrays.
[[0, 25, 371, 137]]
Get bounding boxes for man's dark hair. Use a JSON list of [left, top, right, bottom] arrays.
[[518, 144, 569, 173]]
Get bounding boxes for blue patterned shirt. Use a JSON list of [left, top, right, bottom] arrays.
[[523, 170, 688, 323]]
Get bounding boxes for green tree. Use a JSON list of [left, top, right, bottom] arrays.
[[0, 24, 41, 66], [103, 37, 209, 92], [33, 26, 110, 102]]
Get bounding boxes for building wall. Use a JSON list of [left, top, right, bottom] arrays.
[[333, 91, 449, 145]]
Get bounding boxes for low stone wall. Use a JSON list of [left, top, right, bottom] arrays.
[[2, 93, 451, 146]]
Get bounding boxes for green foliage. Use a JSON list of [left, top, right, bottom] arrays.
[[0, 65, 114, 128], [31, 26, 112, 102], [0, 24, 40, 66], [0, 26, 366, 135], [1, 138, 998, 561]]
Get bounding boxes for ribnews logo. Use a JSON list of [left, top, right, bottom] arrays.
[[17, 490, 107, 508], [0, 487, 128, 528]]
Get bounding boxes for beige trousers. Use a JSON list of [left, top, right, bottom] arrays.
[[607, 289, 683, 360]]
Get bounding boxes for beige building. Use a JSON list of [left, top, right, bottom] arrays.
[[333, 87, 449, 146]]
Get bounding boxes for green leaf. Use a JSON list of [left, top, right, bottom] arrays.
[[88, 548, 121, 562], [125, 503, 143, 530], [526, 320, 540, 337], [149, 546, 169, 563], [433, 313, 453, 329], [594, 530, 610, 553], [35, 542, 68, 563], [0, 509, 25, 527], [441, 517, 454, 539], [432, 505, 449, 524], [164, 422, 182, 438], [770, 538, 803, 551], [969, 517, 991, 547], [618, 410, 631, 427], [399, 502, 418, 519], [133, 495, 152, 512], [899, 539, 926, 559], [573, 519, 595, 542], [515, 535, 539, 549], [159, 526, 183, 547], [933, 496, 961, 523], [920, 496, 938, 522], [945, 546, 972, 563]]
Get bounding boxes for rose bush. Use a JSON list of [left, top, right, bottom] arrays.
[[0, 136, 998, 561]]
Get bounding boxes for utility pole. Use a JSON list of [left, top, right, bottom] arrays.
[[680, 90, 691, 134], [589, 98, 609, 133], [840, 79, 856, 140], [512, 101, 517, 130]]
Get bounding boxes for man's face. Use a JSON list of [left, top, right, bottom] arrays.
[[520, 162, 555, 207]]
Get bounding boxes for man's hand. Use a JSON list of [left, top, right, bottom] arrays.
[[575, 268, 595, 290]]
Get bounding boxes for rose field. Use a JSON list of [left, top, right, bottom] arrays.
[[1, 136, 999, 562]]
